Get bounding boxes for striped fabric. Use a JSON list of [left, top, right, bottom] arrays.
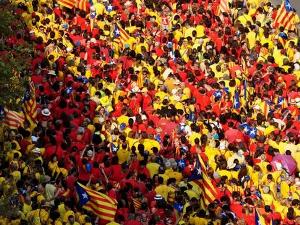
[[216, 0, 230, 16], [76, 0, 89, 12], [3, 108, 25, 129], [273, 0, 296, 31], [262, 101, 270, 119], [220, 0, 230, 13], [57, 0, 75, 9], [192, 154, 218, 206], [23, 80, 37, 123], [76, 183, 117, 221], [132, 198, 142, 210]]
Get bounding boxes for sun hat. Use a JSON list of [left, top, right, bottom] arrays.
[[41, 108, 51, 116]]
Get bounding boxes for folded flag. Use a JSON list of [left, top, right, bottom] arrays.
[[76, 182, 117, 221]]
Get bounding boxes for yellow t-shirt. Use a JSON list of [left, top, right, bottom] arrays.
[[155, 184, 172, 200], [146, 162, 160, 178], [117, 149, 130, 164], [189, 216, 208, 225], [117, 115, 129, 125]]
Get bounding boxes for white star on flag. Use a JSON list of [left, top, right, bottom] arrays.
[[82, 193, 88, 199], [179, 161, 185, 168], [107, 5, 113, 11], [250, 129, 256, 136], [197, 168, 201, 175], [234, 100, 238, 108]]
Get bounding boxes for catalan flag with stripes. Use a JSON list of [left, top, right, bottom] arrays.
[[273, 0, 296, 31], [57, 0, 76, 9], [189, 154, 218, 206], [76, 183, 117, 221], [23, 80, 37, 123], [3, 108, 25, 129]]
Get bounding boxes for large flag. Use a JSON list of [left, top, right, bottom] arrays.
[[76, 183, 117, 221], [3, 108, 25, 129], [273, 0, 296, 31], [57, 0, 75, 9], [23, 80, 37, 123], [255, 209, 266, 225], [189, 154, 218, 206]]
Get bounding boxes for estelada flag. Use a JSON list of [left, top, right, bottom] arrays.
[[76, 182, 117, 221]]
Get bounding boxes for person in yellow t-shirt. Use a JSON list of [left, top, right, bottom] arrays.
[[117, 143, 130, 164], [155, 177, 172, 200], [146, 160, 160, 178]]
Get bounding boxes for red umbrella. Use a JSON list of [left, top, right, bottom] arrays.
[[225, 128, 244, 143]]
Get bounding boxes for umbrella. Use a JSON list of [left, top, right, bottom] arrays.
[[224, 128, 244, 143], [271, 154, 297, 175]]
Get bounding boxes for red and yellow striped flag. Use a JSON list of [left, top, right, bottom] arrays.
[[190, 154, 218, 206], [3, 108, 25, 129], [273, 0, 296, 31], [23, 80, 37, 123], [57, 0, 75, 9], [76, 0, 90, 12], [76, 183, 117, 221]]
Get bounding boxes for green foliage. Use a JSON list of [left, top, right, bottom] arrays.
[[0, 2, 33, 111], [0, 5, 14, 38]]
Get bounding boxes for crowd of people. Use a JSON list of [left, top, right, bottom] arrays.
[[0, 0, 300, 224]]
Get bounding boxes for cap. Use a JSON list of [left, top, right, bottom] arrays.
[[87, 150, 93, 157]]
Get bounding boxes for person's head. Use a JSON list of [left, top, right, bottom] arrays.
[[68, 215, 75, 224]]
